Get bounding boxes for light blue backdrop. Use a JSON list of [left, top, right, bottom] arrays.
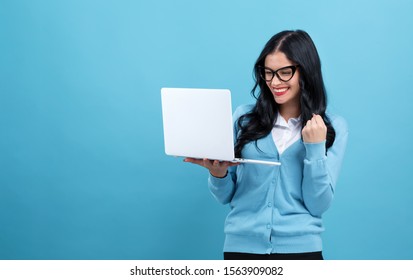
[[1, 0, 412, 260]]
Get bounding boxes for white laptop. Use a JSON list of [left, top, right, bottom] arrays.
[[160, 87, 281, 166]]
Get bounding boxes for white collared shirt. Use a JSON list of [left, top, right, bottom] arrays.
[[271, 113, 302, 155]]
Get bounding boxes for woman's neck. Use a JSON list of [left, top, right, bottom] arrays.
[[279, 104, 301, 122]]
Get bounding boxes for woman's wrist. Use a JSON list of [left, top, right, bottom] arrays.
[[210, 171, 228, 178]]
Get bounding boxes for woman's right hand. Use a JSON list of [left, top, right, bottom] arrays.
[[184, 158, 239, 178]]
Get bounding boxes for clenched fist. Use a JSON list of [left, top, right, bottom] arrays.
[[302, 114, 327, 143]]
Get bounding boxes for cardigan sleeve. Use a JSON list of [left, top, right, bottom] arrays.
[[301, 115, 349, 217], [208, 166, 237, 204]]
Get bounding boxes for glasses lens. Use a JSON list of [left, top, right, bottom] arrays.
[[276, 67, 294, 82], [259, 67, 273, 81]]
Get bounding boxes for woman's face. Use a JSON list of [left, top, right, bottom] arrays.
[[264, 51, 300, 108]]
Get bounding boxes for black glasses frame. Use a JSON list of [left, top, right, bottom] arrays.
[[258, 65, 299, 82]]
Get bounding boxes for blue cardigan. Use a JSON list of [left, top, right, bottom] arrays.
[[208, 104, 349, 254]]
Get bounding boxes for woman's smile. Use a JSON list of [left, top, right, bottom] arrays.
[[272, 87, 289, 96]]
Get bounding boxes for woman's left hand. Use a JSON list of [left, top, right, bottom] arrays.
[[302, 114, 327, 143]]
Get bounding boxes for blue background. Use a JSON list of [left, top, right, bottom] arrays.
[[1, 0, 412, 260]]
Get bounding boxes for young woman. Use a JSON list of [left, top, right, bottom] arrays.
[[185, 30, 348, 260]]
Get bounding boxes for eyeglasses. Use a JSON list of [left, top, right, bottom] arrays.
[[258, 65, 299, 82]]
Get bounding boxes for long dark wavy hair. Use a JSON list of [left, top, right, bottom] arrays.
[[234, 30, 336, 158]]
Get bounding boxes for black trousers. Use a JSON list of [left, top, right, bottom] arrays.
[[224, 251, 323, 260]]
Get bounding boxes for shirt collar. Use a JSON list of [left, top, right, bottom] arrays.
[[274, 112, 301, 128]]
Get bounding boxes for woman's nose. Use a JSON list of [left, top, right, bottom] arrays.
[[271, 75, 282, 86]]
